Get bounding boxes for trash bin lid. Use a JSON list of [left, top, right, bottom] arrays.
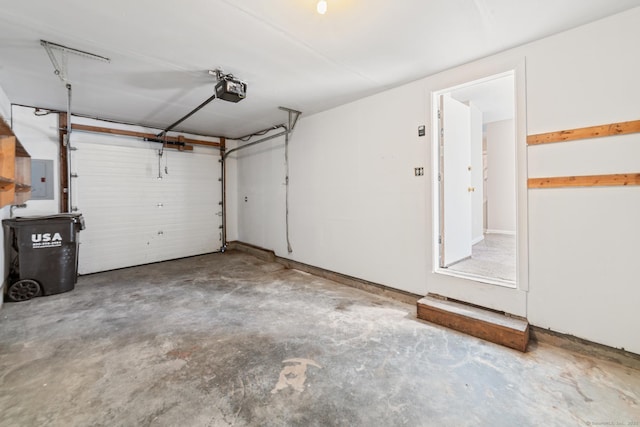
[[11, 213, 83, 221], [3, 213, 85, 227]]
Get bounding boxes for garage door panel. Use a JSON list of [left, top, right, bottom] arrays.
[[72, 137, 222, 274]]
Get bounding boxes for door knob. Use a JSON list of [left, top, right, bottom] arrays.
[[468, 187, 475, 192]]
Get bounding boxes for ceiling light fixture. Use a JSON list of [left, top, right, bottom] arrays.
[[317, 0, 327, 15]]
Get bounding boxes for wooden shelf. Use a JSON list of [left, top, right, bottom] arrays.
[[0, 119, 31, 207], [0, 180, 14, 194], [0, 119, 13, 137]]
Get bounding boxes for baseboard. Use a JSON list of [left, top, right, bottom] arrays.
[[226, 241, 276, 262], [530, 326, 640, 369], [471, 235, 485, 245], [226, 241, 421, 306]]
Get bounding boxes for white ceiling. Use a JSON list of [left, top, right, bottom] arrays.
[[0, 1, 638, 138], [451, 74, 514, 124]]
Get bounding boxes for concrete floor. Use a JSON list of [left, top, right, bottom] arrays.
[[1, 252, 638, 426]]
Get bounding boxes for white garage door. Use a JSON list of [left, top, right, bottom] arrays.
[[71, 133, 222, 274]]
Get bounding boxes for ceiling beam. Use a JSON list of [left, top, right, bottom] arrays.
[[70, 123, 220, 149]]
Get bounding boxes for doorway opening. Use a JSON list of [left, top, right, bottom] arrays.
[[434, 71, 517, 286]]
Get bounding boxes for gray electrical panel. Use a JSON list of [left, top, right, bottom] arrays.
[[30, 159, 54, 200]]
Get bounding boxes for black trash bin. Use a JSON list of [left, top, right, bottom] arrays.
[[3, 213, 85, 302]]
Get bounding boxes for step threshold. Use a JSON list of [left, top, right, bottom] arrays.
[[417, 296, 529, 352]]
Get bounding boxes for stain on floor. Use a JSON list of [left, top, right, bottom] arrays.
[[0, 251, 638, 426]]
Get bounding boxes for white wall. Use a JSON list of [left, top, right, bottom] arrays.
[[0, 86, 10, 123], [11, 106, 61, 216], [524, 8, 640, 354], [234, 130, 289, 251], [234, 7, 640, 354], [485, 119, 516, 234], [237, 84, 428, 294]]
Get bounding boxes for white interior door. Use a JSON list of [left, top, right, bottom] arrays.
[[441, 95, 472, 267], [71, 134, 222, 274]]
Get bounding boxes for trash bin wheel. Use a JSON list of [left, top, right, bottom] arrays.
[[7, 279, 42, 302]]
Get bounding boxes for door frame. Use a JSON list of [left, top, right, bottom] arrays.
[[429, 59, 529, 317]]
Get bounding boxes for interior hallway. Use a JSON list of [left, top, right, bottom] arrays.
[[0, 252, 638, 426]]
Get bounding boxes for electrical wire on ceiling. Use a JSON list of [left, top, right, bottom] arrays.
[[13, 102, 226, 141], [157, 133, 170, 180], [34, 108, 52, 116], [157, 139, 165, 180], [230, 124, 288, 142]]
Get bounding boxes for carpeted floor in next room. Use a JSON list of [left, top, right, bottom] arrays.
[[0, 251, 638, 426]]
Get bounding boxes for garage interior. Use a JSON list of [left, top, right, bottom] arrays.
[[1, 1, 640, 426]]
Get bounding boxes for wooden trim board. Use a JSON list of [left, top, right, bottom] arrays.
[[59, 113, 69, 212], [70, 123, 220, 149], [528, 173, 640, 189], [527, 119, 640, 145], [417, 295, 529, 352]]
